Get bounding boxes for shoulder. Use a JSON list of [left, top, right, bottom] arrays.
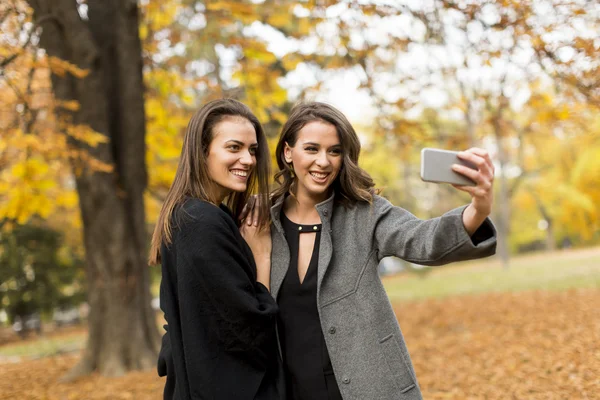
[[335, 194, 393, 217], [371, 194, 393, 210], [175, 199, 235, 234]]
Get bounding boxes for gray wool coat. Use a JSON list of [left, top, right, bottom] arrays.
[[269, 193, 497, 400]]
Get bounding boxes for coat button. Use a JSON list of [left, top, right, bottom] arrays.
[[323, 210, 328, 216], [329, 327, 336, 334], [342, 377, 350, 384]]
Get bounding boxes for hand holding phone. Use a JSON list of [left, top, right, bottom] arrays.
[[420, 148, 477, 186], [420, 147, 496, 235]]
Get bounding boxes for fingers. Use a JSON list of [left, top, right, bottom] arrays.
[[242, 195, 257, 226], [457, 148, 494, 176], [246, 194, 265, 227], [451, 163, 479, 185], [451, 164, 493, 193], [451, 183, 480, 197], [462, 147, 489, 159], [246, 207, 259, 226], [240, 223, 257, 239], [451, 147, 495, 201], [461, 148, 495, 176], [240, 204, 249, 223], [246, 205, 254, 226], [451, 148, 494, 216], [458, 148, 492, 170], [240, 195, 257, 224], [451, 184, 471, 194], [453, 148, 494, 187], [251, 206, 259, 227]]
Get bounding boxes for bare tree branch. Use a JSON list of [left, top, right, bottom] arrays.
[[0, 13, 61, 70]]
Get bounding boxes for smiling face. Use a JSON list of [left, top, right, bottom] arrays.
[[284, 120, 343, 202], [206, 116, 258, 203]]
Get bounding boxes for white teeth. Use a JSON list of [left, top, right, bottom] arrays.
[[231, 170, 248, 177], [310, 172, 328, 179]]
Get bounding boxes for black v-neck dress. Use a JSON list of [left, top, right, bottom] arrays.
[[277, 212, 343, 400]]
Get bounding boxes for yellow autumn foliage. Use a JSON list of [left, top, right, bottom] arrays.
[[2, 0, 599, 257]]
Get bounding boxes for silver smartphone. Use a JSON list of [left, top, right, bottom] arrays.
[[420, 148, 477, 186]]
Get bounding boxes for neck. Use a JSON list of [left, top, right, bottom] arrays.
[[208, 183, 228, 206], [284, 187, 330, 222]]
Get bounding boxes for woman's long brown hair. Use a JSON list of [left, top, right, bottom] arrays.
[[272, 101, 377, 207], [148, 99, 271, 265]]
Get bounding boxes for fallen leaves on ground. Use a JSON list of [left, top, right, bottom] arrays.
[[0, 354, 163, 400], [0, 289, 598, 399], [397, 288, 600, 399]]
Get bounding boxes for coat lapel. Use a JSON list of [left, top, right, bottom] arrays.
[[269, 196, 288, 299], [315, 195, 334, 298]]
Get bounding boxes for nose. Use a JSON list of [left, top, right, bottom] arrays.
[[315, 150, 330, 168], [240, 149, 255, 166]]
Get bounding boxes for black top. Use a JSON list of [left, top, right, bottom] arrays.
[[157, 199, 282, 400], [277, 212, 342, 400]]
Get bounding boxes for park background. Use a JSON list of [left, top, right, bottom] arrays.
[[0, 0, 599, 398]]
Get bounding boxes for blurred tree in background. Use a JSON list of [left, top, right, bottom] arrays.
[[0, 223, 85, 325], [1, 0, 598, 377], [1, 0, 158, 377]]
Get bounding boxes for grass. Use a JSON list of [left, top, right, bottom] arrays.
[[383, 246, 600, 302], [2, 247, 599, 361], [0, 318, 166, 361], [0, 333, 85, 359]]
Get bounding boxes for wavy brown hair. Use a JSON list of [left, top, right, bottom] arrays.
[[149, 99, 270, 265], [272, 101, 377, 207]]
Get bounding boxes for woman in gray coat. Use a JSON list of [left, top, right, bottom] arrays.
[[244, 102, 496, 400]]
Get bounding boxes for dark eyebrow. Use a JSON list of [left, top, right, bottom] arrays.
[[225, 139, 258, 147], [302, 142, 341, 149]]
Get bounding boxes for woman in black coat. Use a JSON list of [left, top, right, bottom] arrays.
[[149, 99, 282, 400]]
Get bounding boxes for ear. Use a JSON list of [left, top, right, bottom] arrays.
[[284, 142, 293, 164]]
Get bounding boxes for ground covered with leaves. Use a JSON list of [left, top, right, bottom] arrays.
[[1, 288, 598, 399], [399, 289, 599, 399]]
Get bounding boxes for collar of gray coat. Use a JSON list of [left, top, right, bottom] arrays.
[[270, 191, 335, 229], [269, 191, 336, 299]]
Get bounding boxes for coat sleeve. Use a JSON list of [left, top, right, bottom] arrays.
[[175, 205, 278, 353], [373, 195, 497, 266]]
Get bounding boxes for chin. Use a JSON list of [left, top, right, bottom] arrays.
[[306, 185, 330, 197], [231, 183, 248, 193]]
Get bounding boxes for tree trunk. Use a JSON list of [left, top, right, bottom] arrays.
[[28, 0, 159, 377], [532, 195, 556, 252], [545, 219, 556, 252], [401, 144, 415, 212], [492, 107, 511, 269]]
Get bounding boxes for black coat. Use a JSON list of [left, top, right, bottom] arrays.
[[157, 199, 282, 400]]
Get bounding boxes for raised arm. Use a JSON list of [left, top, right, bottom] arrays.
[[373, 196, 496, 266]]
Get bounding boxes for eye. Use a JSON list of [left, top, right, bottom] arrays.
[[227, 144, 240, 151], [249, 147, 257, 156], [304, 146, 318, 152], [329, 148, 342, 155]]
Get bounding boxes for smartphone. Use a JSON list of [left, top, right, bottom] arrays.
[[420, 148, 477, 186]]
